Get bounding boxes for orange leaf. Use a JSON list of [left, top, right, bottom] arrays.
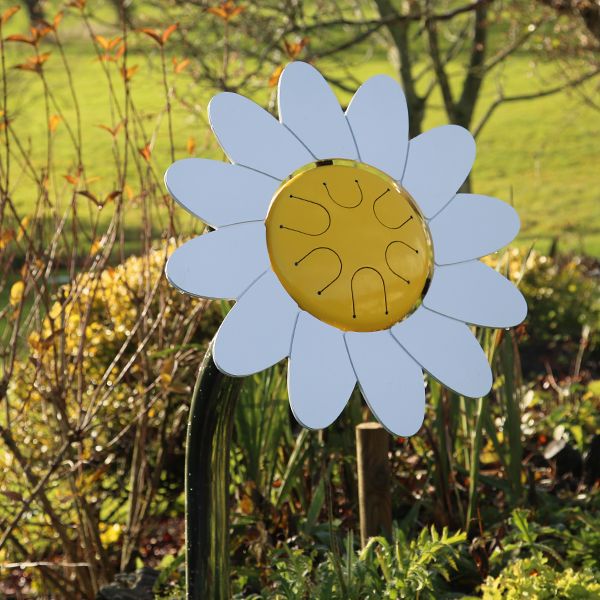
[[268, 65, 283, 87], [161, 23, 178, 44], [107, 36, 122, 50], [32, 25, 51, 41], [49, 114, 61, 132], [173, 57, 190, 74], [1, 5, 20, 25], [207, 1, 244, 22], [14, 63, 36, 72], [124, 184, 134, 200], [90, 238, 102, 255], [97, 122, 122, 137], [207, 7, 226, 19], [77, 190, 100, 205], [138, 27, 162, 44], [186, 136, 196, 155], [5, 34, 34, 45], [284, 37, 308, 59], [95, 34, 109, 50], [16, 53, 50, 71], [114, 42, 126, 59], [121, 65, 138, 81], [104, 190, 121, 204], [53, 11, 63, 29], [139, 144, 152, 162], [64, 174, 79, 185], [0, 229, 15, 249]]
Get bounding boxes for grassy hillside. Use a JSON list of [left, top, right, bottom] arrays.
[[3, 6, 599, 256]]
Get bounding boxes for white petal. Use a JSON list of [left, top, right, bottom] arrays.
[[209, 92, 313, 180], [392, 307, 492, 398], [430, 194, 520, 265], [278, 62, 357, 160], [288, 312, 356, 429], [166, 222, 269, 300], [424, 261, 527, 328], [402, 125, 476, 218], [165, 159, 279, 227], [213, 271, 299, 376], [345, 330, 424, 437], [345, 75, 409, 179]]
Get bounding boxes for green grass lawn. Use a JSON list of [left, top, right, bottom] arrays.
[[3, 7, 600, 257]]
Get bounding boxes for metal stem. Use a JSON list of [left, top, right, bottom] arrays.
[[186, 342, 243, 600]]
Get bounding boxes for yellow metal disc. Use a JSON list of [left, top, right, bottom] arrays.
[[265, 160, 432, 332]]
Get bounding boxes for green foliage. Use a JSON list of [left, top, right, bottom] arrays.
[[497, 509, 566, 566], [153, 552, 186, 599], [480, 558, 600, 599], [564, 511, 600, 571], [478, 509, 600, 599], [1, 2, 599, 595], [243, 526, 467, 599], [0, 244, 218, 592]]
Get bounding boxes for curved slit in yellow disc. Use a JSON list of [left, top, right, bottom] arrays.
[[265, 160, 433, 332]]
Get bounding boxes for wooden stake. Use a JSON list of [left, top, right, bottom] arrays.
[[356, 422, 392, 547]]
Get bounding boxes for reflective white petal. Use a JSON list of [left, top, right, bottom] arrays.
[[423, 260, 527, 328], [288, 312, 356, 429], [345, 75, 409, 179], [165, 158, 279, 227], [166, 222, 269, 300], [430, 194, 520, 265], [209, 92, 313, 179], [278, 62, 357, 160], [392, 307, 492, 398], [345, 330, 424, 436], [213, 271, 299, 376], [402, 125, 476, 218]]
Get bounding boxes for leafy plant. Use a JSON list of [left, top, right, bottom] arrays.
[[246, 526, 467, 599], [480, 558, 600, 599]]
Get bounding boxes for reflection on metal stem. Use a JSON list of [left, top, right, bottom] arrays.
[[186, 342, 243, 600]]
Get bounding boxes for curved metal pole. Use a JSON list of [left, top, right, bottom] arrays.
[[186, 342, 243, 600]]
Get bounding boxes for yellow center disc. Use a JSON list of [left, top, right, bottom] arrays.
[[265, 160, 432, 332]]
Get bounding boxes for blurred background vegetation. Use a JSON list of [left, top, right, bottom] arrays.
[[0, 0, 598, 598]]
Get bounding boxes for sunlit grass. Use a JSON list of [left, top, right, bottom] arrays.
[[3, 7, 599, 257]]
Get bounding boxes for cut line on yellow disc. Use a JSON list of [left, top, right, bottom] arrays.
[[265, 160, 433, 332]]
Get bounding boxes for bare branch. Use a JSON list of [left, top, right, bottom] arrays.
[[473, 67, 600, 137]]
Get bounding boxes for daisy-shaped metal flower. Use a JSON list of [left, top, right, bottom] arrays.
[[165, 62, 526, 437]]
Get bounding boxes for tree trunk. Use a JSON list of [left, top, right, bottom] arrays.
[[23, 0, 44, 24], [373, 0, 426, 137]]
